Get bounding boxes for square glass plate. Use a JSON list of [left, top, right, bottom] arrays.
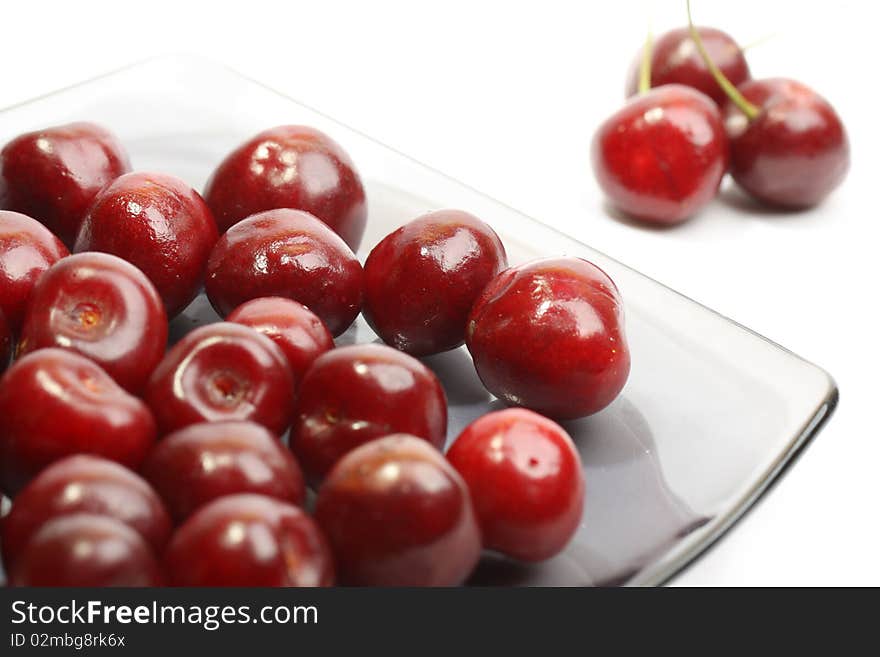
[[0, 56, 837, 586]]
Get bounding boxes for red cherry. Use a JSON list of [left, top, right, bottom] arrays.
[[164, 493, 334, 587], [1, 455, 171, 569], [592, 84, 727, 225], [0, 348, 157, 496], [467, 257, 630, 420], [291, 344, 447, 482], [144, 322, 295, 436], [74, 171, 218, 316], [9, 514, 163, 587], [205, 209, 363, 336], [227, 297, 334, 386], [0, 122, 131, 247], [18, 252, 168, 393], [141, 421, 306, 523], [0, 309, 10, 372], [363, 209, 508, 356], [204, 125, 367, 250], [0, 210, 69, 332], [315, 434, 481, 586], [446, 408, 584, 562]]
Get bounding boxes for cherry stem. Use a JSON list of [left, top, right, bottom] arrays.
[[638, 31, 653, 94], [686, 0, 760, 120]]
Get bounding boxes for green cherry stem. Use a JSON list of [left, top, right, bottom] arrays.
[[638, 30, 653, 94]]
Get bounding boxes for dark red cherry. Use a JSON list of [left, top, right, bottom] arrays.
[[164, 493, 334, 587], [141, 421, 306, 523], [227, 297, 334, 387], [144, 322, 295, 436], [447, 408, 584, 562], [18, 252, 167, 393], [204, 125, 367, 249], [467, 257, 630, 420], [315, 434, 481, 586], [9, 514, 163, 587], [0, 309, 10, 372], [290, 344, 447, 482], [592, 84, 727, 224], [74, 171, 218, 316], [363, 209, 507, 356], [0, 210, 68, 332], [205, 209, 363, 336], [1, 455, 171, 569], [0, 348, 157, 496], [0, 122, 131, 247]]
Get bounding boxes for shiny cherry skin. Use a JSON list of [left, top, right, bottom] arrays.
[[625, 26, 750, 107], [363, 209, 508, 356], [9, 514, 163, 587], [205, 209, 363, 336], [0, 210, 68, 332], [204, 125, 367, 249], [18, 252, 167, 393], [593, 84, 727, 225], [0, 348, 157, 496], [315, 434, 481, 586], [1, 455, 171, 569], [74, 171, 218, 316], [142, 421, 306, 523], [0, 122, 131, 247], [447, 408, 584, 562], [0, 309, 10, 372], [227, 297, 334, 387], [144, 322, 295, 436], [164, 493, 334, 587], [723, 78, 850, 208], [291, 344, 447, 482], [467, 257, 630, 420]]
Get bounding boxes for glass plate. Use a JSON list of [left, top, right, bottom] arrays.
[[0, 56, 838, 586]]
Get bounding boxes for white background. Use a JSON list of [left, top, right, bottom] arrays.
[[2, 0, 876, 585]]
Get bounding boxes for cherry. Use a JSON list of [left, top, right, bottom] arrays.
[[227, 297, 334, 387], [18, 252, 168, 393], [141, 421, 306, 523], [0, 348, 157, 496], [164, 493, 334, 587], [74, 171, 218, 316], [205, 209, 363, 336], [363, 209, 508, 356], [0, 309, 10, 372], [0, 210, 68, 332], [144, 322, 295, 436], [315, 434, 481, 586], [446, 408, 584, 562], [1, 455, 171, 569], [9, 514, 163, 587], [0, 122, 131, 247], [466, 257, 630, 420], [204, 125, 367, 250], [290, 343, 447, 482]]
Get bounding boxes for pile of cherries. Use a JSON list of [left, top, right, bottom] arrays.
[[0, 117, 630, 586]]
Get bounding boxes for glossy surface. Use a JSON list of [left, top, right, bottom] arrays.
[[19, 252, 167, 392], [164, 493, 334, 587], [447, 409, 585, 562], [0, 122, 131, 247], [74, 171, 218, 316], [0, 210, 69, 331], [206, 209, 363, 336], [467, 257, 630, 420], [724, 78, 850, 208], [315, 434, 481, 586], [1, 455, 171, 568], [142, 420, 306, 522], [0, 309, 10, 372], [0, 348, 157, 495], [291, 344, 448, 482], [593, 84, 727, 225], [363, 209, 507, 355], [144, 322, 295, 436], [204, 124, 367, 249]]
